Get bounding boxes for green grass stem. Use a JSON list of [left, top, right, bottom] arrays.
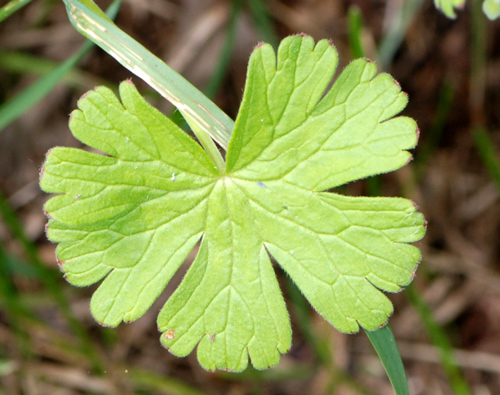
[[365, 325, 409, 395], [0, 41, 91, 132], [0, 0, 33, 23], [347, 6, 365, 59], [0, 0, 123, 133], [0, 49, 109, 89]]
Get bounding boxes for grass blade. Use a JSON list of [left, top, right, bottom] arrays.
[[0, 42, 92, 131], [63, 0, 234, 151], [347, 6, 365, 59], [0, 0, 33, 23], [365, 325, 409, 395], [0, 0, 122, 132], [0, 49, 109, 89]]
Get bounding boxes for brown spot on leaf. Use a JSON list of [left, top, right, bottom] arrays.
[[164, 329, 175, 340]]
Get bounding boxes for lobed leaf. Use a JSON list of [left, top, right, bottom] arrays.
[[41, 36, 425, 371]]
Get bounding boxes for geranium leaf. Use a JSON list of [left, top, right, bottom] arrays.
[[41, 35, 425, 372]]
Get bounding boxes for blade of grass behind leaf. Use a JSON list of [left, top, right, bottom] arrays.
[[347, 6, 365, 59], [0, 0, 123, 132], [63, 0, 234, 151], [0, 0, 33, 23], [0, 41, 92, 132], [0, 49, 110, 90], [365, 325, 409, 395]]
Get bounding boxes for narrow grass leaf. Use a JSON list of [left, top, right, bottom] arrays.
[[0, 0, 122, 132], [347, 6, 365, 59], [0, 49, 109, 90], [365, 325, 409, 395]]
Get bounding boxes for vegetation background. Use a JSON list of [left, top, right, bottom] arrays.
[[0, 0, 499, 393]]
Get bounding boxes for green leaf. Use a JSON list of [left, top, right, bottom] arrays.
[[434, 0, 465, 18], [483, 0, 500, 19], [41, 36, 425, 372]]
